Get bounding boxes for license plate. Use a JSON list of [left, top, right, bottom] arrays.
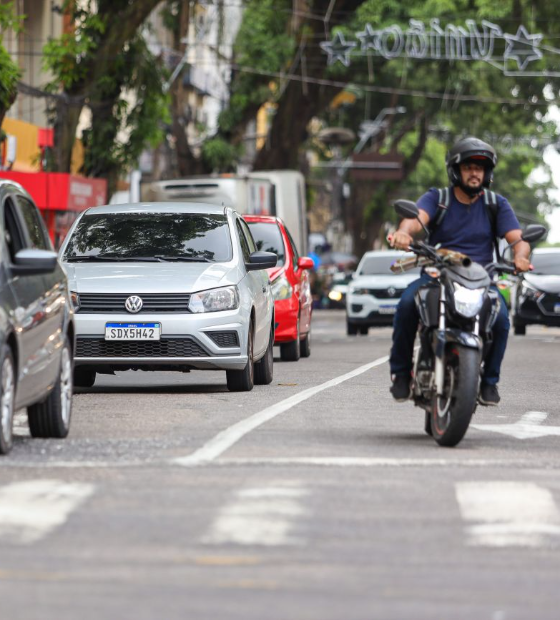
[[105, 323, 161, 340], [378, 306, 397, 315], [555, 304, 560, 314]]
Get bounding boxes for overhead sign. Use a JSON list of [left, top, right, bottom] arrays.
[[321, 20, 557, 77]]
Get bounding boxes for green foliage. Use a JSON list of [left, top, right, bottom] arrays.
[[0, 2, 23, 115], [202, 138, 239, 171]]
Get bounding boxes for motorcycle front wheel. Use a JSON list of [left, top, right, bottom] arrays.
[[431, 344, 480, 447]]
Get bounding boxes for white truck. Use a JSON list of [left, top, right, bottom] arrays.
[[140, 170, 308, 255]]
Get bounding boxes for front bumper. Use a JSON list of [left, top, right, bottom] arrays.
[[73, 308, 247, 371], [515, 297, 560, 327], [346, 294, 399, 325]]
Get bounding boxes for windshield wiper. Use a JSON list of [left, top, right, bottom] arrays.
[[153, 255, 212, 263], [65, 254, 161, 262]]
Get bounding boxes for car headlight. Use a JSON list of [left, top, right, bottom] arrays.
[[189, 286, 239, 313], [453, 284, 484, 318], [328, 290, 344, 302], [70, 291, 80, 310], [271, 275, 292, 301], [520, 281, 543, 300], [349, 287, 369, 295]]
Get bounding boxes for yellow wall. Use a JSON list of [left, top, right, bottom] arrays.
[[1, 117, 84, 174]]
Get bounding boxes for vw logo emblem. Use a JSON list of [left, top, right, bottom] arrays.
[[125, 295, 143, 313], [387, 287, 396, 298]]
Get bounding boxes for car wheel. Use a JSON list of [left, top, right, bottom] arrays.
[[347, 321, 358, 336], [300, 328, 311, 358], [27, 336, 73, 439], [0, 346, 16, 455], [255, 323, 274, 385], [359, 326, 369, 335], [514, 323, 526, 335], [227, 324, 254, 391], [74, 368, 96, 388], [280, 317, 300, 361]]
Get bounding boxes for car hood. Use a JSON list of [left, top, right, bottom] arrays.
[[524, 273, 560, 294], [63, 262, 241, 294], [350, 273, 420, 288]]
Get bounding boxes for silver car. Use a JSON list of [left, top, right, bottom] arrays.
[[60, 203, 277, 391]]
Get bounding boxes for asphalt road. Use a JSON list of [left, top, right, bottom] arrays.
[[1, 310, 560, 620]]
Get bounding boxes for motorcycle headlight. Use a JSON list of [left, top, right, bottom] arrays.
[[453, 284, 484, 318], [189, 286, 239, 313], [70, 291, 80, 310], [271, 275, 292, 301]]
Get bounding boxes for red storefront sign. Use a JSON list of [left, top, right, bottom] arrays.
[[0, 171, 107, 247]]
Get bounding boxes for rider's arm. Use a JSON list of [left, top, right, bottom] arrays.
[[389, 209, 431, 250], [504, 229, 532, 272]]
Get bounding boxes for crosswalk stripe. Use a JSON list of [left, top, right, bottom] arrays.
[[456, 481, 560, 547], [0, 479, 95, 544]]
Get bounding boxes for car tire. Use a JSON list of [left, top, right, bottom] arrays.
[[255, 323, 274, 385], [347, 321, 358, 336], [74, 368, 96, 388], [227, 324, 254, 392], [359, 326, 369, 335], [300, 328, 311, 358], [280, 317, 300, 362], [514, 323, 526, 335], [0, 346, 16, 455], [27, 336, 73, 439]]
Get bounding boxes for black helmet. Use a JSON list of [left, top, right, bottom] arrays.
[[446, 136, 497, 195]]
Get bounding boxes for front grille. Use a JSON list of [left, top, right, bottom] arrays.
[[538, 293, 560, 315], [367, 288, 403, 299], [76, 337, 208, 358], [206, 331, 239, 348], [77, 293, 191, 314]]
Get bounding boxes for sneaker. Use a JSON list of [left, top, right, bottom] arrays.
[[479, 383, 500, 406], [390, 375, 412, 402]]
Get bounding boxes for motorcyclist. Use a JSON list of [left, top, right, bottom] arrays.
[[388, 136, 532, 406]]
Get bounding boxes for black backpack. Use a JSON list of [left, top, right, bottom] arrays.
[[429, 187, 500, 257]]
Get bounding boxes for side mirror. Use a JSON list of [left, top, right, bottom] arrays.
[[521, 224, 547, 244], [394, 199, 419, 220], [297, 257, 314, 270], [246, 251, 278, 271], [11, 249, 58, 276]]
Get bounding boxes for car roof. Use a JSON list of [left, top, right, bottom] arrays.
[[360, 250, 411, 258], [81, 202, 229, 216], [533, 248, 560, 254], [243, 215, 282, 225]]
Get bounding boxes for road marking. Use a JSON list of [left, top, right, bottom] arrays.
[[472, 411, 560, 439], [456, 481, 560, 547], [0, 479, 94, 544], [203, 483, 308, 546], [173, 355, 389, 467], [217, 457, 521, 468]]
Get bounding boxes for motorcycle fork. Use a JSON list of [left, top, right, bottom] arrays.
[[435, 283, 447, 396]]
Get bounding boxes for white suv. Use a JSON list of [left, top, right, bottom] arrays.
[[346, 250, 420, 335]]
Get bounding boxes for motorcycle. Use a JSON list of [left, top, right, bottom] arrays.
[[392, 199, 546, 447]]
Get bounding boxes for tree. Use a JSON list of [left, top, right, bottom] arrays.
[[43, 0, 168, 196], [0, 3, 23, 129]]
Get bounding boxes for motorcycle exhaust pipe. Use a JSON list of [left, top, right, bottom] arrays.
[[461, 257, 472, 267]]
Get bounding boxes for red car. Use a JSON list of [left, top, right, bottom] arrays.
[[244, 215, 314, 360]]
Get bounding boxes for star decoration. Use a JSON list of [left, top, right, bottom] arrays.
[[320, 32, 357, 67], [356, 23, 378, 51], [504, 25, 543, 71]]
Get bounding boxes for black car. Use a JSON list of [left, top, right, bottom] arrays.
[[512, 248, 560, 335], [0, 180, 75, 453]]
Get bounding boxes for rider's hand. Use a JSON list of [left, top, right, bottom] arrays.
[[514, 256, 533, 273], [389, 230, 413, 251]]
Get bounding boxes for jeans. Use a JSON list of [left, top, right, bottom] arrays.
[[389, 274, 510, 386]]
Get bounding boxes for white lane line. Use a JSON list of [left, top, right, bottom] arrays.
[[456, 481, 560, 547], [216, 457, 522, 468], [472, 411, 560, 439], [173, 355, 389, 467], [0, 479, 94, 544], [203, 482, 308, 546]]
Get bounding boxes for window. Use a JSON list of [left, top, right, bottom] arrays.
[[285, 227, 299, 270], [239, 218, 257, 254], [3, 199, 24, 262], [16, 196, 51, 250], [236, 220, 251, 262], [245, 221, 285, 267]]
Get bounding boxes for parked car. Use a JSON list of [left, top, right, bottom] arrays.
[[511, 247, 560, 335], [244, 215, 313, 360], [326, 270, 353, 309], [346, 250, 421, 335], [0, 180, 75, 454], [60, 203, 277, 391]]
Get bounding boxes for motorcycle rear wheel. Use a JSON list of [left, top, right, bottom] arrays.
[[431, 345, 480, 447]]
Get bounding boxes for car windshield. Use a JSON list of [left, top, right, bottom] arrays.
[[63, 212, 232, 262], [245, 221, 285, 267], [531, 253, 560, 276], [358, 254, 421, 275]]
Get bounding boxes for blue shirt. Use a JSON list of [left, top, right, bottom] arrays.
[[417, 188, 520, 266]]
